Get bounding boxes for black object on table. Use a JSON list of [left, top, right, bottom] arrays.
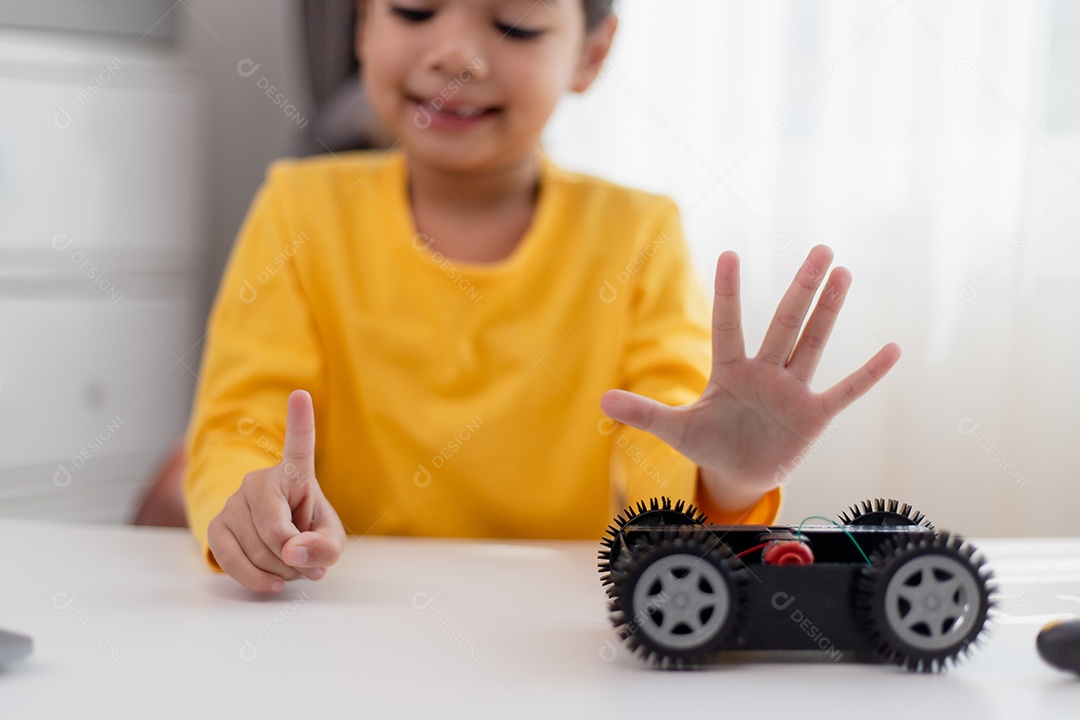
[[0, 628, 32, 664], [1037, 619, 1080, 675]]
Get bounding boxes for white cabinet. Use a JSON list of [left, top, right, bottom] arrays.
[[0, 27, 205, 522]]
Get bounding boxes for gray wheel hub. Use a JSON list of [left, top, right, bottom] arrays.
[[884, 553, 981, 650], [632, 553, 730, 650]]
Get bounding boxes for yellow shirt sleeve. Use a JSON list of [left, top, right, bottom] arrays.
[[609, 199, 781, 525], [182, 163, 326, 570]]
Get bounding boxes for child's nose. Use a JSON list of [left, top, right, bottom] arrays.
[[424, 13, 490, 82]]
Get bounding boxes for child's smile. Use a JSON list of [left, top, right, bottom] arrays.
[[406, 91, 502, 131], [358, 0, 614, 175]]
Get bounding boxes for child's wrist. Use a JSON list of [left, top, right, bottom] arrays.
[[697, 465, 773, 515]]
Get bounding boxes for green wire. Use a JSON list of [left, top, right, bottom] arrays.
[[796, 515, 872, 566]]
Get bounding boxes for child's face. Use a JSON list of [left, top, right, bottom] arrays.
[[358, 0, 614, 174]]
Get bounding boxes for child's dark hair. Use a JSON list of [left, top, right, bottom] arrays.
[[583, 0, 615, 32]]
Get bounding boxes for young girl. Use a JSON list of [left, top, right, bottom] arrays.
[[182, 0, 900, 593]]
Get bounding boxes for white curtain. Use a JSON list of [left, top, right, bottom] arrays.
[[545, 0, 1080, 536]]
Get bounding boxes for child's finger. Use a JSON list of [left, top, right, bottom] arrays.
[[820, 343, 902, 416], [311, 490, 346, 548], [711, 251, 746, 366], [785, 266, 851, 383], [281, 390, 317, 484], [210, 522, 287, 594], [600, 389, 685, 450], [246, 479, 301, 562], [281, 488, 345, 570], [282, 529, 344, 569], [231, 502, 307, 580], [757, 245, 833, 366]]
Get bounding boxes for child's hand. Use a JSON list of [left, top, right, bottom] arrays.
[[601, 245, 901, 512], [207, 390, 345, 593]]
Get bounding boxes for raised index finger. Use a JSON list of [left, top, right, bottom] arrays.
[[282, 389, 316, 483]]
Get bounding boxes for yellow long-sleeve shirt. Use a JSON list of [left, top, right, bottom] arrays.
[[182, 149, 780, 568]]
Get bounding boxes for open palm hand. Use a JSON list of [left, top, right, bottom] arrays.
[[601, 245, 900, 509]]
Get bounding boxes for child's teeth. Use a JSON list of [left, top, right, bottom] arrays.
[[420, 101, 487, 117]]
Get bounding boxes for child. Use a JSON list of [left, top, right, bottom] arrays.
[[182, 0, 900, 593]]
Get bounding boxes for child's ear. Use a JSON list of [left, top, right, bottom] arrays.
[[570, 14, 618, 94]]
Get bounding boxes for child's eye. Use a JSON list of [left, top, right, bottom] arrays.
[[390, 5, 435, 23], [496, 23, 545, 41]]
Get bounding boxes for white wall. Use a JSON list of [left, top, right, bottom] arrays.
[[0, 0, 313, 522]]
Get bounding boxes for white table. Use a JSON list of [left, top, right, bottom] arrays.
[[0, 520, 1078, 719]]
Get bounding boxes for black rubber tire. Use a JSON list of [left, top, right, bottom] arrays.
[[857, 532, 993, 672], [599, 497, 707, 593], [839, 498, 934, 529], [607, 526, 745, 668]]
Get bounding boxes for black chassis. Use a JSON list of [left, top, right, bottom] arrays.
[[600, 499, 994, 672]]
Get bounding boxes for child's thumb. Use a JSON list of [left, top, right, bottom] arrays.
[[600, 389, 684, 448], [282, 528, 344, 569]]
